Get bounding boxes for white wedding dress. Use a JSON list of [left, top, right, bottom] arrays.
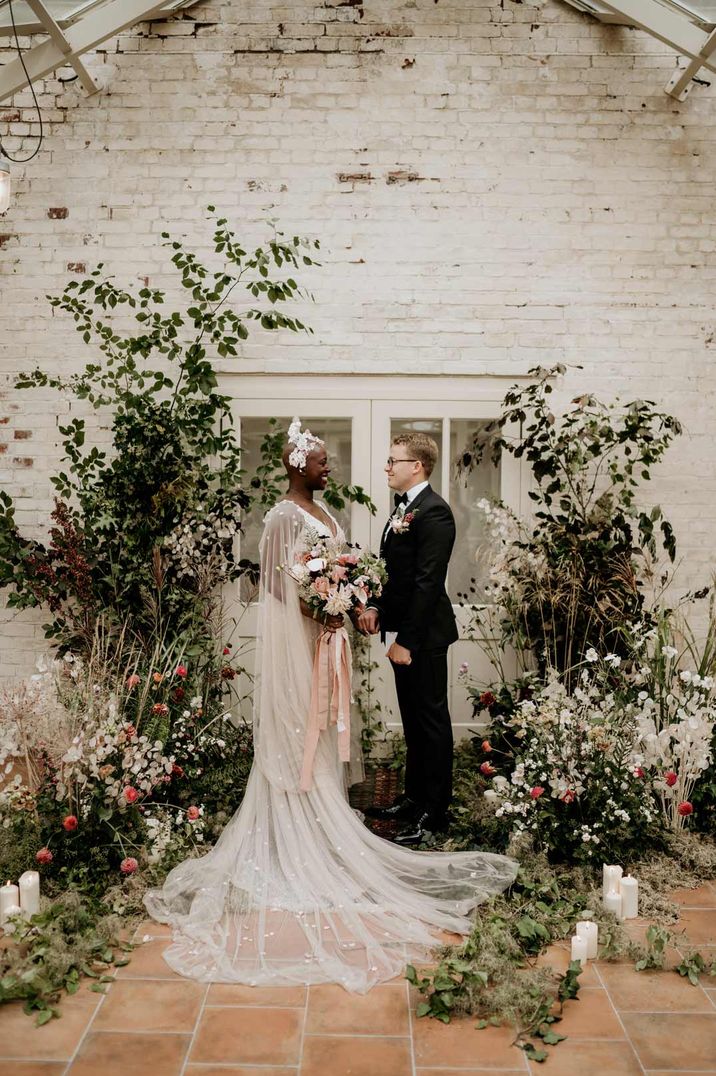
[[145, 500, 517, 992]]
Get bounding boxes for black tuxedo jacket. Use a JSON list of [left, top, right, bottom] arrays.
[[373, 484, 459, 653]]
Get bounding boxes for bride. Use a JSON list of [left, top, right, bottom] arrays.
[[145, 419, 517, 992]]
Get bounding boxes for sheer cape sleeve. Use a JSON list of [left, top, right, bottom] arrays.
[[252, 500, 318, 792]]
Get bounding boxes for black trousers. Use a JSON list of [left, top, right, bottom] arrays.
[[391, 647, 453, 818]]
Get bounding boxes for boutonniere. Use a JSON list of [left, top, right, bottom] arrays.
[[390, 505, 418, 534]]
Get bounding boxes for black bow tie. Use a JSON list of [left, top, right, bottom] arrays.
[[394, 493, 408, 508]]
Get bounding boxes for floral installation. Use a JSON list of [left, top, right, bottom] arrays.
[[0, 641, 251, 890], [283, 530, 387, 619], [389, 504, 418, 535]]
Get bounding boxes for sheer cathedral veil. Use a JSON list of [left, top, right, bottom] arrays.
[[145, 498, 518, 992]]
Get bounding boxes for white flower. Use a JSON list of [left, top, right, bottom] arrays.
[[306, 558, 325, 572], [661, 645, 678, 659], [585, 648, 598, 663], [604, 654, 621, 667]]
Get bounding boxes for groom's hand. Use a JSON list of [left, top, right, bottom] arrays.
[[387, 642, 412, 665], [356, 607, 380, 636]]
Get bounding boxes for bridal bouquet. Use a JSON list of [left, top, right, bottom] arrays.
[[285, 536, 387, 620]]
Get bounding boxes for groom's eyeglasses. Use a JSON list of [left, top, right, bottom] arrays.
[[386, 457, 418, 468]]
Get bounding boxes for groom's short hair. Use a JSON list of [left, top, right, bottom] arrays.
[[391, 432, 438, 477]]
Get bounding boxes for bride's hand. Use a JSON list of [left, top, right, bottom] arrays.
[[324, 614, 344, 633]]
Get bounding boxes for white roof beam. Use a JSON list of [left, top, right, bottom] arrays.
[[24, 0, 99, 96], [664, 23, 716, 97], [596, 0, 716, 77], [0, 0, 169, 103]]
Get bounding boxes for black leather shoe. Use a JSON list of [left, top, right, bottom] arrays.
[[365, 795, 419, 822], [392, 811, 449, 846]]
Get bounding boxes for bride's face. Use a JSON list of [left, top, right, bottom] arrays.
[[305, 447, 331, 491]]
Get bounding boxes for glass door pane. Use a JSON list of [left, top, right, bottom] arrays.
[[449, 419, 501, 603]]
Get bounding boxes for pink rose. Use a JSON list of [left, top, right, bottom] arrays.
[[152, 672, 164, 684], [35, 847, 53, 865], [633, 766, 645, 779], [530, 786, 545, 799], [678, 801, 693, 817], [120, 857, 138, 875], [479, 761, 496, 776], [175, 664, 188, 678], [62, 815, 78, 832], [123, 786, 139, 804], [331, 565, 348, 582], [313, 577, 330, 596], [152, 702, 169, 717], [186, 805, 200, 820], [665, 770, 678, 787], [481, 740, 492, 754], [560, 789, 576, 803], [126, 673, 141, 689]]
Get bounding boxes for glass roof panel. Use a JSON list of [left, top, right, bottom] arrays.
[[0, 0, 195, 34], [564, 0, 716, 27]]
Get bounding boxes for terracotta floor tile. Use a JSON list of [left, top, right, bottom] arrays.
[[620, 920, 683, 968], [549, 986, 624, 1039], [598, 962, 713, 1012], [115, 938, 183, 979], [205, 983, 306, 1006], [534, 941, 599, 985], [93, 978, 205, 1033], [622, 1012, 716, 1070], [185, 1068, 298, 1076], [68, 1031, 191, 1075], [417, 1070, 525, 1075], [132, 917, 173, 939], [306, 982, 408, 1035], [671, 884, 716, 909], [0, 992, 99, 1060], [706, 988, 716, 1010], [0, 1065, 66, 1075], [301, 1034, 412, 1076], [526, 1040, 642, 1075], [413, 1014, 517, 1068], [675, 909, 716, 948], [189, 1006, 302, 1066]]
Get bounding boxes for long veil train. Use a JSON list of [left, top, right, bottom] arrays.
[[145, 500, 517, 992]]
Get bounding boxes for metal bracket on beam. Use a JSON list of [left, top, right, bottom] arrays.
[[664, 26, 716, 99]]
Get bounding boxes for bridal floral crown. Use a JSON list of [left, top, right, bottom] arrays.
[[287, 417, 324, 470]]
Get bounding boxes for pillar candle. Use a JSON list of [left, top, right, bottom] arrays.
[[604, 889, 623, 919], [570, 933, 589, 964], [620, 875, 639, 920], [19, 871, 40, 918], [602, 864, 622, 900], [576, 917, 599, 959], [0, 881, 20, 926]]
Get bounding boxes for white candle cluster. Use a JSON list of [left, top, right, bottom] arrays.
[[570, 911, 598, 966], [602, 863, 639, 920], [0, 871, 41, 931]]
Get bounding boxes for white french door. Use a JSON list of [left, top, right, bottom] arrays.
[[225, 377, 526, 734]]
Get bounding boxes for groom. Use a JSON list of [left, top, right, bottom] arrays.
[[357, 433, 458, 844]]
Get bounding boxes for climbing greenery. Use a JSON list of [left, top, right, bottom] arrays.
[[0, 211, 371, 656]]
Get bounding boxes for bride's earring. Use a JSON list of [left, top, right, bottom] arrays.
[[299, 467, 306, 475]]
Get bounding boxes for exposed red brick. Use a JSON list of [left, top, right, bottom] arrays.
[[0, 416, 9, 424], [386, 170, 424, 184], [0, 443, 7, 454], [13, 430, 32, 440], [12, 457, 33, 467], [67, 262, 86, 273], [0, 235, 13, 248], [0, 111, 20, 123], [337, 172, 374, 184], [48, 207, 69, 219]]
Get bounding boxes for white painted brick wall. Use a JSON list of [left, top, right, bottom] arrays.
[[1, 0, 715, 676]]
